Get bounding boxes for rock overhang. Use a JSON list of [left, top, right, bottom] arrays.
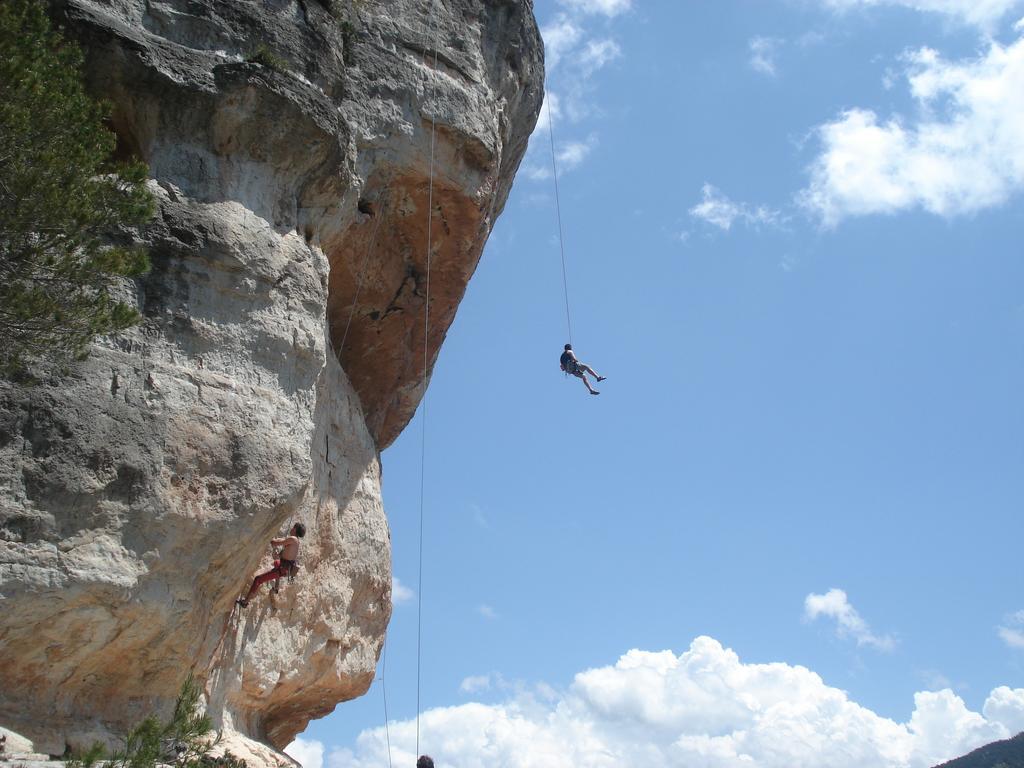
[[0, 0, 542, 759]]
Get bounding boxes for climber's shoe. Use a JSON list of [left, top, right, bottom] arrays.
[[590, 390, 600, 395], [235, 598, 249, 608], [596, 376, 607, 382]]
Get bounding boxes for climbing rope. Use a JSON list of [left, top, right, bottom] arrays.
[[547, 100, 573, 346], [336, 175, 395, 768], [380, 639, 394, 768], [416, 0, 441, 757], [336, 190, 390, 358]]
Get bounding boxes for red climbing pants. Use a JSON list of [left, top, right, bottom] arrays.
[[245, 559, 293, 599]]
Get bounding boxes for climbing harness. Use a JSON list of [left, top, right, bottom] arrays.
[[270, 549, 300, 594]]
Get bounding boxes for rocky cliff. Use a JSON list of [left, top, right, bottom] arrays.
[[0, 0, 543, 762]]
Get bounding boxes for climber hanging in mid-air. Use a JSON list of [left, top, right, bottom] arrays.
[[236, 523, 305, 608], [559, 343, 606, 395]]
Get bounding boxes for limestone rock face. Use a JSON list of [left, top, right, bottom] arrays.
[[0, 0, 542, 761]]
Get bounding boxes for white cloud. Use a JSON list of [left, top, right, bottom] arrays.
[[526, 2, 625, 182], [540, 15, 622, 78], [982, 686, 1024, 733], [460, 672, 513, 694], [525, 136, 597, 180], [818, 0, 1023, 28], [997, 609, 1024, 649], [541, 16, 582, 71], [750, 36, 782, 76], [918, 669, 954, 691], [578, 38, 622, 77], [801, 35, 1024, 225], [998, 626, 1024, 648], [557, 139, 595, 169], [391, 576, 413, 605], [533, 91, 560, 136], [327, 636, 1017, 768], [478, 603, 498, 620], [691, 186, 744, 229], [286, 737, 324, 768], [557, 0, 632, 17], [689, 184, 781, 231], [908, 689, 1009, 761], [804, 588, 896, 651], [460, 674, 493, 694]]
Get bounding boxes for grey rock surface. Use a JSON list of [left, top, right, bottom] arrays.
[[0, 0, 542, 762]]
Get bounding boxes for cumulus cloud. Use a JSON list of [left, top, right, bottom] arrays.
[[286, 737, 324, 768], [804, 588, 896, 651], [818, 0, 1023, 28], [801, 35, 1024, 225], [983, 686, 1024, 733], [327, 636, 1019, 768], [557, 0, 632, 17], [689, 184, 781, 231], [907, 688, 1012, 760], [997, 609, 1024, 649], [391, 576, 413, 605], [749, 36, 782, 76]]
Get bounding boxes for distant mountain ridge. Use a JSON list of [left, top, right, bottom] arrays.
[[934, 732, 1024, 768]]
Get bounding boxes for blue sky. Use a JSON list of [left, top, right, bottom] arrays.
[[291, 1, 1024, 766]]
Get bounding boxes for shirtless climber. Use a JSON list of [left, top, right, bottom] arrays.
[[235, 523, 305, 608], [559, 343, 606, 395]]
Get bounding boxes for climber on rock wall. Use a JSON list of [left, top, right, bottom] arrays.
[[559, 343, 606, 395], [235, 523, 305, 608]]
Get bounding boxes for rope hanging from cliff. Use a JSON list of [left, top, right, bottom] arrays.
[[336, 190, 391, 358], [416, 0, 441, 758], [380, 639, 394, 768], [547, 101, 574, 346]]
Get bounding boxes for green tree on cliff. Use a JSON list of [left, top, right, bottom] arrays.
[[0, 0, 154, 374], [69, 676, 247, 768]]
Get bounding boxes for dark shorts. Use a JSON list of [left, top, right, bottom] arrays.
[[573, 362, 592, 376]]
